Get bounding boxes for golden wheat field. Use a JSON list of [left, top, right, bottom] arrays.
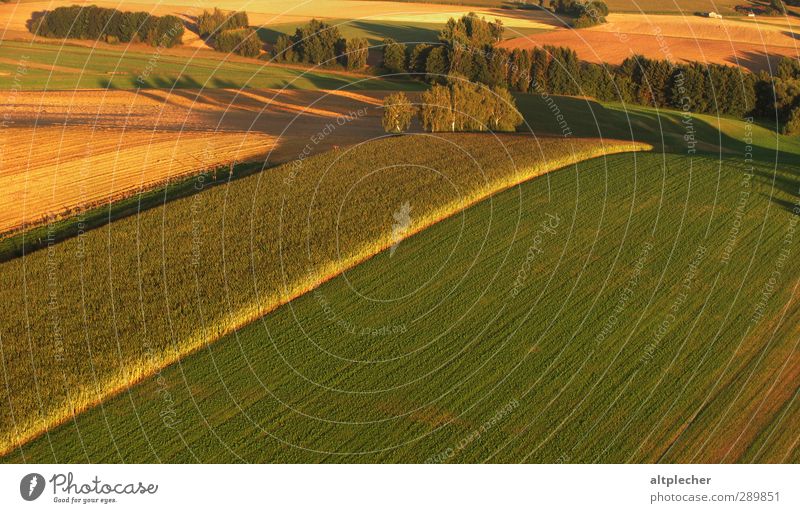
[[499, 13, 800, 71], [0, 88, 387, 235]]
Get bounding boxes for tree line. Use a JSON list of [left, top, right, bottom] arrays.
[[30, 5, 184, 47], [272, 19, 370, 70], [383, 82, 523, 134], [382, 12, 800, 135]]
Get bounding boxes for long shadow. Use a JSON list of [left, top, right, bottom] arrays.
[[734, 50, 799, 74], [254, 27, 286, 45], [751, 166, 800, 215], [515, 93, 799, 163], [346, 20, 440, 44]]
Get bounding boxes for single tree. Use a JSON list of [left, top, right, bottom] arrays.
[[382, 38, 406, 74], [346, 38, 369, 70], [425, 46, 448, 83], [382, 92, 415, 133]]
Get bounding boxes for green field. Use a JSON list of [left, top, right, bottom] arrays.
[[0, 132, 640, 455], [0, 40, 419, 90], [514, 94, 800, 164], [256, 18, 549, 46], [5, 147, 799, 463], [2, 77, 799, 462]]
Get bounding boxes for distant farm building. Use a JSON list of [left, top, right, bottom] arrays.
[[707, 11, 723, 18]]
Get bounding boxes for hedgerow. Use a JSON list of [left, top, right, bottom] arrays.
[[30, 5, 184, 47]]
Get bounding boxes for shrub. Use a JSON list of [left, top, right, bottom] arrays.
[[408, 43, 432, 76], [439, 12, 504, 47], [291, 19, 344, 65], [777, 56, 800, 81], [197, 7, 248, 37], [273, 34, 296, 62], [783, 106, 800, 135], [425, 46, 448, 83]]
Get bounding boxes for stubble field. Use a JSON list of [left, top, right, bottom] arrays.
[[0, 88, 390, 235], [499, 14, 800, 72]]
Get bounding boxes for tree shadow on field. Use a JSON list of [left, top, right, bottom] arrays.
[[210, 77, 242, 89], [183, 14, 201, 38], [346, 21, 439, 44], [734, 50, 798, 74], [97, 77, 118, 90], [254, 27, 286, 45], [751, 166, 800, 215], [513, 93, 797, 165]]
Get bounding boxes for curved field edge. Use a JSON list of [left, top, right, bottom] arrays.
[[0, 134, 649, 455]]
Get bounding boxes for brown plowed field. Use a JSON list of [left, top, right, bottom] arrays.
[[498, 14, 800, 72], [0, 88, 388, 235]]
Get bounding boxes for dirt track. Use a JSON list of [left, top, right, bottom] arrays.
[[0, 88, 388, 234]]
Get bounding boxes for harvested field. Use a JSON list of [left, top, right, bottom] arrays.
[[499, 14, 800, 72], [0, 88, 389, 235]]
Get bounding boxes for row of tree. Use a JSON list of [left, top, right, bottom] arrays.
[[382, 82, 523, 134], [272, 19, 370, 70], [30, 5, 184, 47]]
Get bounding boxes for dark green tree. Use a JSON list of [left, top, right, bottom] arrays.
[[409, 43, 432, 76], [425, 46, 448, 83], [273, 34, 296, 62], [346, 38, 369, 70], [382, 38, 406, 74]]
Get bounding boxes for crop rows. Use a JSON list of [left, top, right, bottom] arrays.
[[5, 151, 798, 463], [0, 127, 274, 234], [0, 133, 645, 455]]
